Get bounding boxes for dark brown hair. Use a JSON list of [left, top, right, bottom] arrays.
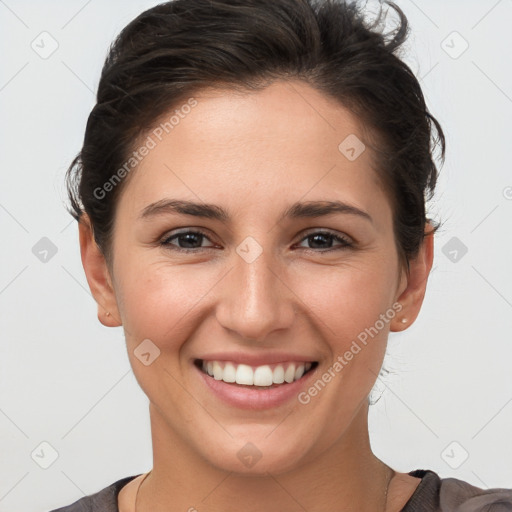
[[65, 0, 445, 273]]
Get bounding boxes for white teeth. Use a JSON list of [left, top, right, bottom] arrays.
[[294, 364, 305, 380], [223, 362, 236, 383], [212, 361, 223, 380], [235, 364, 254, 385], [253, 365, 273, 386], [284, 363, 296, 383], [272, 364, 285, 384], [199, 360, 314, 387]]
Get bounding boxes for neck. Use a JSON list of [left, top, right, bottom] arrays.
[[137, 401, 393, 512]]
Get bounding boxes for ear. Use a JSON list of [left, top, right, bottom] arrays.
[[391, 222, 435, 332], [78, 213, 122, 327]]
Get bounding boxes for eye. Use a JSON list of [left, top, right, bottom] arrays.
[[296, 230, 354, 252], [159, 228, 354, 253], [160, 229, 216, 252]]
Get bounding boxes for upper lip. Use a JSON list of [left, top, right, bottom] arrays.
[[193, 352, 318, 366]]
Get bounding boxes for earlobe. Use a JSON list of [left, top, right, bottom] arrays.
[[391, 224, 435, 332], [78, 213, 122, 328]]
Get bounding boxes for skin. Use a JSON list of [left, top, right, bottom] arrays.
[[79, 79, 433, 511]]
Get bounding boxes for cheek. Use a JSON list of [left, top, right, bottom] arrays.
[[294, 257, 398, 345], [116, 259, 221, 344], [293, 263, 396, 422]]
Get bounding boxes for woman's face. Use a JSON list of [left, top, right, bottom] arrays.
[[83, 80, 430, 475]]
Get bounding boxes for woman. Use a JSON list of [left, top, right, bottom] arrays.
[[50, 0, 512, 510]]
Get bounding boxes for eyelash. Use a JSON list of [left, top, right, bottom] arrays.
[[159, 229, 354, 253]]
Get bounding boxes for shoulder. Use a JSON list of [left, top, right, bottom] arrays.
[[404, 469, 512, 512], [47, 474, 142, 512], [438, 475, 512, 512]]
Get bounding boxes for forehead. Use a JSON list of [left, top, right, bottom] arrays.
[[152, 80, 367, 160], [116, 80, 390, 225]]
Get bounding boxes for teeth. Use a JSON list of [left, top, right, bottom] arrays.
[[254, 366, 273, 386], [199, 360, 313, 387], [294, 364, 305, 380], [272, 365, 285, 384], [223, 362, 236, 383], [212, 361, 223, 380], [235, 364, 253, 385], [284, 364, 296, 383]]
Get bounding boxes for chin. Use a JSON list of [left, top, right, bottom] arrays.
[[201, 430, 313, 476]]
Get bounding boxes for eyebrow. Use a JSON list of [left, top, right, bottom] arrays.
[[138, 199, 373, 224]]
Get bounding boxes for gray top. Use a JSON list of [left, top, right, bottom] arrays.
[[47, 469, 512, 511]]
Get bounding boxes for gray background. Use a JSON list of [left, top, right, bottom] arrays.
[[1, 0, 511, 510]]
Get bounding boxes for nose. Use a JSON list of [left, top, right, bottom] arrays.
[[214, 243, 295, 342]]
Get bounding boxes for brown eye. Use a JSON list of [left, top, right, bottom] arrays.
[[160, 230, 215, 251], [297, 231, 353, 252]]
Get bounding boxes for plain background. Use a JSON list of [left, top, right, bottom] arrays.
[[0, 0, 511, 510]]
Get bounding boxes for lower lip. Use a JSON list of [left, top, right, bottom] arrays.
[[194, 363, 317, 410]]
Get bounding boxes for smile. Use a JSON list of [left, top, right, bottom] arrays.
[[195, 359, 318, 389]]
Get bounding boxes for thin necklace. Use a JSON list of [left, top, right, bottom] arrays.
[[134, 466, 395, 511], [383, 465, 395, 512], [134, 470, 151, 512]]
